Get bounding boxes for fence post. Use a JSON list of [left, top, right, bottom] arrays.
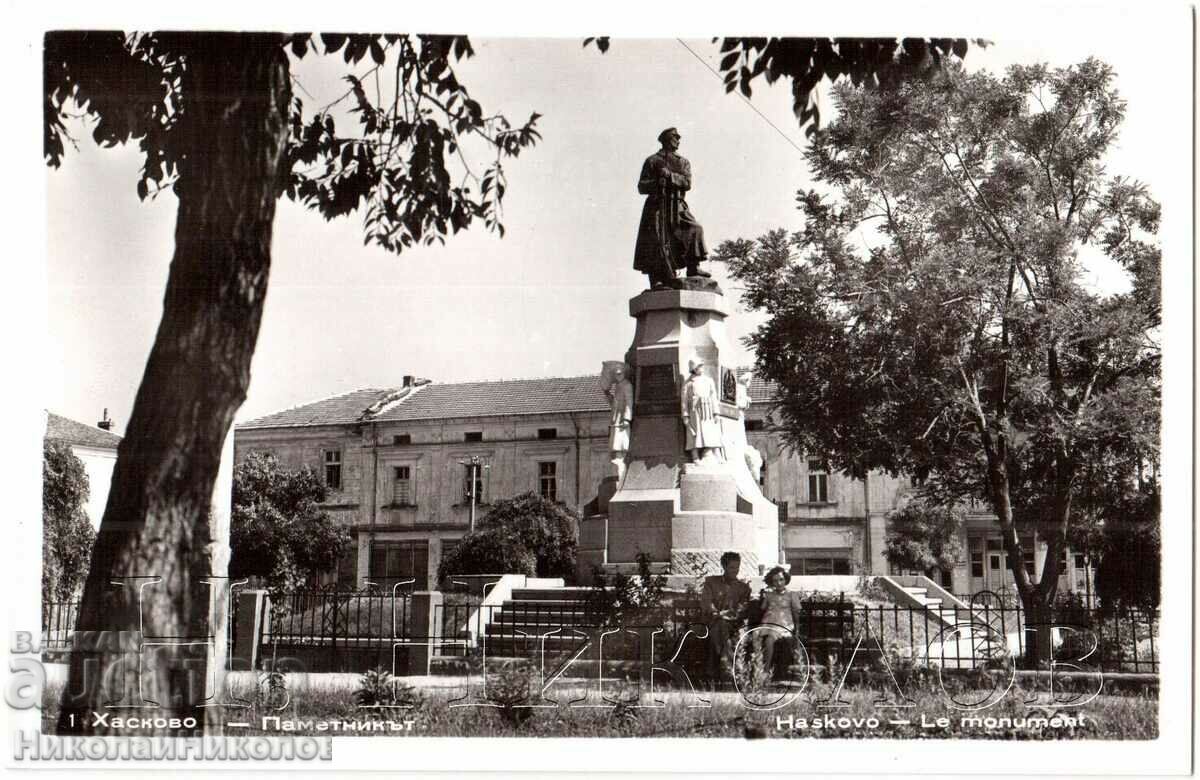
[[409, 591, 444, 676], [231, 590, 267, 671]]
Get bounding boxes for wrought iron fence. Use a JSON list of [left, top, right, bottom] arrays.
[[434, 599, 1159, 675], [42, 600, 80, 652], [258, 586, 412, 672], [40, 593, 1158, 676]]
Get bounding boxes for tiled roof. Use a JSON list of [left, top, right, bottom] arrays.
[[237, 388, 405, 430], [45, 412, 122, 449], [238, 370, 780, 430], [374, 376, 609, 422]]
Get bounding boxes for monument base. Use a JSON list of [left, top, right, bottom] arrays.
[[577, 285, 781, 583]]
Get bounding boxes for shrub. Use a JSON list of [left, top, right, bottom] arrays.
[[437, 492, 578, 581], [354, 666, 422, 709], [438, 529, 537, 581], [478, 492, 579, 578], [884, 500, 966, 575]]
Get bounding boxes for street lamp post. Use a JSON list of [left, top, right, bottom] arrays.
[[458, 455, 486, 534]]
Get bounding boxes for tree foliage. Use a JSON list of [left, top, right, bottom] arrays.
[[42, 441, 97, 603], [45, 32, 540, 251], [1092, 476, 1160, 612], [230, 453, 351, 592], [438, 492, 579, 581], [884, 500, 966, 575], [720, 59, 1160, 624], [437, 528, 538, 582], [586, 36, 982, 133]]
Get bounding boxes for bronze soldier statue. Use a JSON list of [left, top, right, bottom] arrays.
[[633, 127, 710, 288]]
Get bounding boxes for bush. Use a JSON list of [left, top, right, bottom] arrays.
[[479, 492, 579, 578], [884, 500, 965, 575], [1094, 511, 1160, 612], [438, 528, 537, 581], [437, 492, 577, 582]]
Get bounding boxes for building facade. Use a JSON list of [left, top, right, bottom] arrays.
[[233, 374, 1091, 596], [45, 411, 121, 528]]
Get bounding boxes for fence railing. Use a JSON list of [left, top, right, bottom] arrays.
[[42, 601, 80, 652], [41, 594, 1160, 676]]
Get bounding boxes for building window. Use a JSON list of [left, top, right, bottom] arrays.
[[538, 461, 557, 501], [537, 428, 557, 440], [463, 465, 485, 503], [393, 434, 411, 446], [369, 541, 428, 590], [786, 549, 852, 575], [464, 431, 483, 442], [1074, 553, 1086, 569], [759, 463, 768, 490], [806, 459, 829, 503], [393, 466, 412, 506], [745, 419, 765, 432], [970, 552, 984, 578], [323, 449, 342, 490]]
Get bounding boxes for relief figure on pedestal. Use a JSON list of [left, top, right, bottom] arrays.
[[735, 371, 764, 482], [633, 127, 710, 289], [601, 360, 635, 482], [682, 355, 723, 464]]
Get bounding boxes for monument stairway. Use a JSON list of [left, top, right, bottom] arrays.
[[481, 586, 607, 662], [894, 585, 962, 629]]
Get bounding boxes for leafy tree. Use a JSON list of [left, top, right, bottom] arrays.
[[45, 31, 539, 735], [230, 453, 351, 593], [42, 441, 97, 604], [720, 59, 1159, 664], [438, 492, 578, 582], [1092, 472, 1160, 612], [480, 492, 579, 578], [587, 36, 982, 133], [884, 501, 966, 576], [437, 529, 537, 582]]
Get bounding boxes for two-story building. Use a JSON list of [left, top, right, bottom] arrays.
[[233, 373, 1092, 597]]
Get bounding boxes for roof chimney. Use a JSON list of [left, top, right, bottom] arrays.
[[97, 408, 113, 431], [402, 375, 414, 388]]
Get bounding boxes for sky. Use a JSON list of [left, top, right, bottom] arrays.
[[42, 17, 1189, 434]]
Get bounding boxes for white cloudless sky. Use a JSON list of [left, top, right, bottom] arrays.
[[42, 12, 1186, 432]]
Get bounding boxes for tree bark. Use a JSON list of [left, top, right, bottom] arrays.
[[981, 443, 1054, 668], [58, 34, 290, 735]]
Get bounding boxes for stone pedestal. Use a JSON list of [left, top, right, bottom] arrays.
[[579, 283, 780, 579]]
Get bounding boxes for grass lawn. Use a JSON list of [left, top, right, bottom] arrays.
[[41, 672, 1157, 740]]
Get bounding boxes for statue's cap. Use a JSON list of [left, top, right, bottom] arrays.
[[658, 127, 679, 143]]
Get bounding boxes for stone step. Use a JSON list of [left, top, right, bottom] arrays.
[[509, 588, 598, 602], [484, 614, 600, 633], [491, 608, 598, 623], [498, 598, 598, 609]]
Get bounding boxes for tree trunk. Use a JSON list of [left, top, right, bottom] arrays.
[[58, 34, 290, 735], [982, 450, 1054, 668]]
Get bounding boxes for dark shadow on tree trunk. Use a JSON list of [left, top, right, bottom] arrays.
[[57, 33, 291, 736]]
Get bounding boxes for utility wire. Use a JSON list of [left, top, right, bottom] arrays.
[[675, 38, 806, 156]]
